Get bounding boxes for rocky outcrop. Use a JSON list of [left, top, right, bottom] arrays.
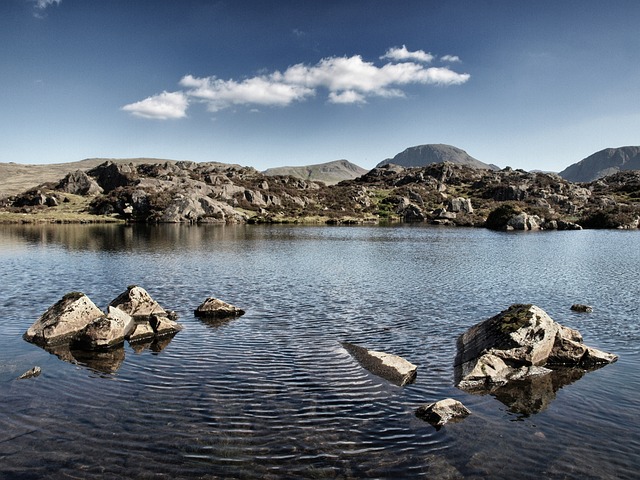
[[455, 305, 617, 392], [194, 297, 245, 318], [415, 398, 471, 428], [342, 342, 417, 386], [23, 292, 104, 346], [56, 170, 103, 195]]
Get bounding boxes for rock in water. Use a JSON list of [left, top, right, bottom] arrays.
[[23, 292, 104, 346], [17, 366, 42, 380], [342, 342, 417, 386], [570, 304, 593, 313], [73, 307, 135, 349], [455, 304, 617, 392], [109, 285, 169, 319], [194, 297, 245, 318], [415, 398, 471, 428]]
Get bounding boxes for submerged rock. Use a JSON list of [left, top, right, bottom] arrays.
[[342, 342, 417, 386], [415, 398, 471, 428], [455, 304, 617, 392], [23, 292, 104, 347], [570, 304, 593, 313], [194, 297, 245, 318]]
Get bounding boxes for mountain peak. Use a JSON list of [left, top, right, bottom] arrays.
[[376, 144, 498, 170], [558, 146, 640, 182]]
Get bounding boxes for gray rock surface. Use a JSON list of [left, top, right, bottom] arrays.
[[23, 292, 104, 346], [194, 297, 245, 318], [109, 285, 169, 319], [342, 342, 417, 386], [73, 306, 134, 349], [17, 366, 42, 380], [415, 398, 471, 428], [455, 304, 617, 392]]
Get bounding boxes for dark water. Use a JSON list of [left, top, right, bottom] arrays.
[[0, 224, 638, 479]]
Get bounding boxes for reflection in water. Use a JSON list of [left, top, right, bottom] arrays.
[[43, 343, 125, 374], [490, 368, 586, 416]]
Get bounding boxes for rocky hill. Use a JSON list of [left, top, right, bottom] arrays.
[[262, 160, 368, 185], [558, 146, 640, 182], [2, 159, 639, 230], [377, 144, 499, 170], [0, 157, 185, 198]]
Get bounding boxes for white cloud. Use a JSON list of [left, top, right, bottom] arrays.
[[441, 55, 461, 63], [381, 45, 434, 63], [121, 91, 188, 120], [123, 47, 470, 118], [30, 0, 61, 18], [180, 74, 314, 112]]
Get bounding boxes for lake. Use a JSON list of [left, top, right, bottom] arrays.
[[0, 224, 638, 479]]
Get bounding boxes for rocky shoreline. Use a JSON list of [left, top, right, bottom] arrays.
[[2, 160, 639, 229]]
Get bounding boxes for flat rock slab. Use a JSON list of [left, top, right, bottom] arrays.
[[416, 398, 471, 429], [342, 342, 417, 386], [194, 297, 245, 318]]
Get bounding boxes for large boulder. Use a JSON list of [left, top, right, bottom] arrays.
[[56, 170, 103, 195], [194, 297, 245, 318], [342, 342, 417, 386], [455, 304, 617, 392], [23, 292, 104, 346]]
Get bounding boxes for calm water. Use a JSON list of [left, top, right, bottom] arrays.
[[0, 224, 638, 479]]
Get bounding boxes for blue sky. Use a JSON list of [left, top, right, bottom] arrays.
[[1, 0, 639, 172]]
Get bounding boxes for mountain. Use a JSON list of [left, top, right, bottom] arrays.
[[263, 160, 368, 185], [376, 144, 499, 170], [558, 146, 640, 182], [0, 158, 182, 198]]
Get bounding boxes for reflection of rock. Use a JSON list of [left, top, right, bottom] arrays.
[[415, 398, 471, 429], [194, 297, 245, 318], [455, 304, 618, 413], [70, 346, 126, 374], [23, 292, 104, 346], [491, 368, 586, 416], [342, 342, 417, 386], [44, 344, 126, 374]]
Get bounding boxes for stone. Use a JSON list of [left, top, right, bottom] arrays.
[[24, 292, 104, 346], [149, 314, 183, 337], [194, 297, 245, 318], [342, 342, 417, 386], [415, 398, 471, 428], [109, 285, 168, 320], [17, 366, 41, 380], [56, 170, 103, 196], [127, 322, 156, 343], [73, 307, 134, 349], [570, 304, 593, 313], [455, 304, 617, 392]]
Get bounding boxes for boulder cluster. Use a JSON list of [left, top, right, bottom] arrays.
[[23, 286, 182, 351]]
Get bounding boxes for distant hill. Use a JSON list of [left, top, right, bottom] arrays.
[[263, 160, 368, 185], [0, 158, 182, 198], [376, 144, 499, 170], [558, 146, 640, 182]]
